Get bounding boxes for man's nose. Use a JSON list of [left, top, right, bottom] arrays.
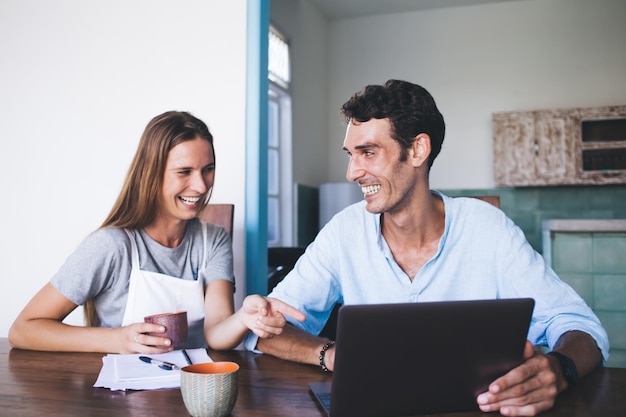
[[346, 158, 362, 182]]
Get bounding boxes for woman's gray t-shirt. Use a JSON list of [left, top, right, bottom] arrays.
[[51, 218, 234, 328]]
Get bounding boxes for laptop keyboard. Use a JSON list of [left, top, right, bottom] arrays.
[[318, 392, 331, 411]]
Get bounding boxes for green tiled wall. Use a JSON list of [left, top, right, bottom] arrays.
[[443, 185, 626, 368], [442, 185, 626, 253], [551, 232, 626, 368]]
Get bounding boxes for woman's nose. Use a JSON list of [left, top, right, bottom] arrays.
[[191, 171, 209, 193]]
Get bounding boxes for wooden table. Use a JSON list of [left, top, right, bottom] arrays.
[[1, 338, 624, 416]]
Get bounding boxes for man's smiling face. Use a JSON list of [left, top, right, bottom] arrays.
[[343, 118, 421, 215]]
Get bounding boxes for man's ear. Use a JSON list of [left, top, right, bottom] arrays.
[[410, 134, 431, 167]]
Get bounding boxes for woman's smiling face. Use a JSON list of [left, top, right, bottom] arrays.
[[157, 136, 215, 223]]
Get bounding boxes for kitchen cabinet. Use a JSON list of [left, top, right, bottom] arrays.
[[493, 105, 626, 186]]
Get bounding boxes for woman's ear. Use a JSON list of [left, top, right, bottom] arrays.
[[410, 134, 431, 167]]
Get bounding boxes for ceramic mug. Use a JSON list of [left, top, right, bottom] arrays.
[[180, 362, 240, 417], [144, 311, 188, 349]]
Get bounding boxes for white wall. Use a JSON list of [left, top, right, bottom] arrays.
[[323, 0, 626, 189], [0, 0, 248, 337], [271, 0, 329, 187]]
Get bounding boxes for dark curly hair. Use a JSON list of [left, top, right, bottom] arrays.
[[340, 79, 445, 169]]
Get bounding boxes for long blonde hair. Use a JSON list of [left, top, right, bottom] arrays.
[[84, 111, 214, 326]]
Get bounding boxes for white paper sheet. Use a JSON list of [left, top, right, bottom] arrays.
[[94, 348, 211, 391]]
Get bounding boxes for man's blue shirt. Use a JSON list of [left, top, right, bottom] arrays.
[[246, 191, 609, 361]]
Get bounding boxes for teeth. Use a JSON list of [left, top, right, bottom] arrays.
[[361, 185, 381, 195], [179, 196, 201, 205]]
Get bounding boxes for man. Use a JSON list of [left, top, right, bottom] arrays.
[[245, 80, 608, 416]]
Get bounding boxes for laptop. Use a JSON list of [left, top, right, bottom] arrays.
[[309, 298, 535, 417]]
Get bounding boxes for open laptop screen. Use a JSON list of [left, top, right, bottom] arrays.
[[310, 298, 535, 417]]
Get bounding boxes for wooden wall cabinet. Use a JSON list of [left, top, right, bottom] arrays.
[[493, 105, 626, 186]]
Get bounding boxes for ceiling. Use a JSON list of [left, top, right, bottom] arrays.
[[305, 0, 526, 20]]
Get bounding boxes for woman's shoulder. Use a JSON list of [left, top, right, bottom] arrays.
[[82, 227, 132, 252], [89, 226, 130, 239], [56, 227, 132, 269]]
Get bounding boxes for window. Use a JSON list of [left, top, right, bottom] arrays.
[[269, 26, 290, 87], [267, 26, 293, 247]]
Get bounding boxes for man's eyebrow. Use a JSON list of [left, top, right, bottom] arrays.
[[344, 143, 380, 152]]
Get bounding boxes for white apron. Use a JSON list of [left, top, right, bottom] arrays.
[[121, 225, 207, 348]]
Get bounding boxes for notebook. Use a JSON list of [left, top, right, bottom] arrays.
[[309, 298, 535, 417]]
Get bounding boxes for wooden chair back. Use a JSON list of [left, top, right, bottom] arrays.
[[469, 195, 500, 208], [198, 204, 235, 236]]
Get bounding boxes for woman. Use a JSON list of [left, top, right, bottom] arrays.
[[9, 111, 304, 353]]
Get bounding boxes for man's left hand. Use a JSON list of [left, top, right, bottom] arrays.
[[476, 341, 562, 416]]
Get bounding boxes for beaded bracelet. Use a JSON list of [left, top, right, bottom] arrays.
[[319, 341, 335, 373]]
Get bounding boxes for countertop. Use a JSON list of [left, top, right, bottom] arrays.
[[542, 219, 626, 232]]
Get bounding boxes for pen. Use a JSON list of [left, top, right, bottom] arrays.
[[139, 356, 179, 371], [182, 349, 193, 365]]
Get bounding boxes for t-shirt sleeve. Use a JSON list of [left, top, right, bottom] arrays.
[[200, 224, 235, 285], [50, 228, 129, 306]]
